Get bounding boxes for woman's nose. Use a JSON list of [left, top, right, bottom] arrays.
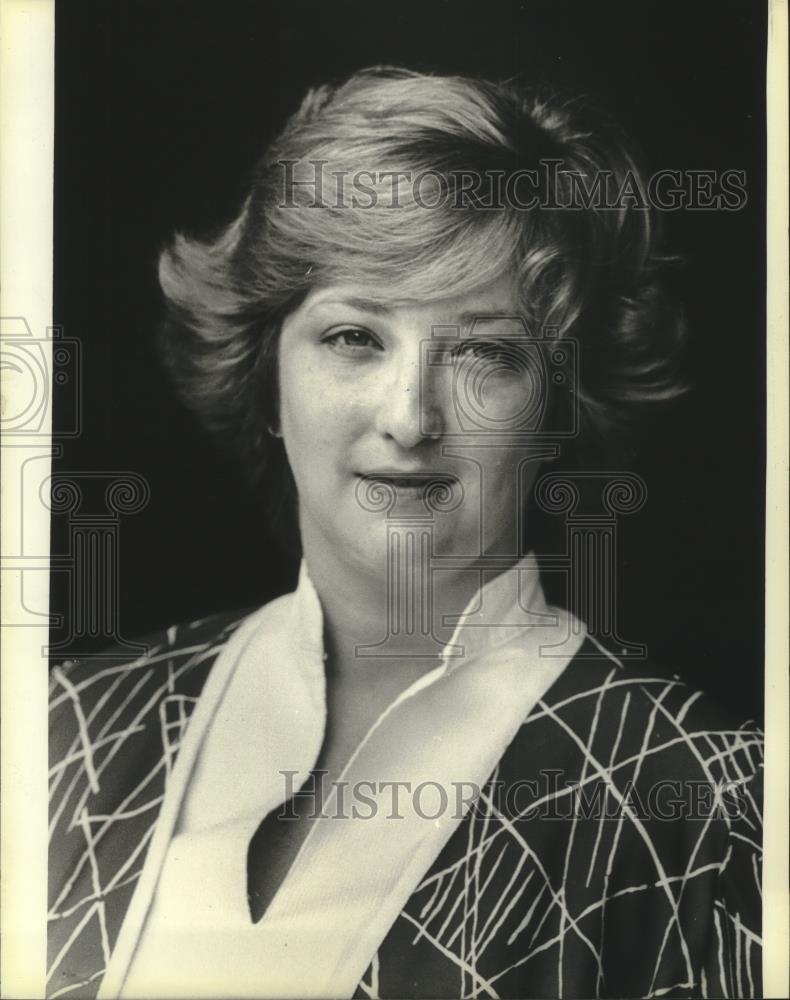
[[374, 354, 444, 449]]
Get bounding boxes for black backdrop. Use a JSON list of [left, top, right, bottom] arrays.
[[51, 0, 766, 720]]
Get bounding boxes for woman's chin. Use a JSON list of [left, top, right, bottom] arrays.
[[334, 513, 481, 578]]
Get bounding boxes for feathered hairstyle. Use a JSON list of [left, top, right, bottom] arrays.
[[158, 66, 686, 497]]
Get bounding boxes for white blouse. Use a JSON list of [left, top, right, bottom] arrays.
[[99, 556, 585, 999]]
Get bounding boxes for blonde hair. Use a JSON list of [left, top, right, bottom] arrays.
[[158, 66, 686, 486]]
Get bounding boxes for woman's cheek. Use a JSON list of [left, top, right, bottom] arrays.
[[282, 364, 332, 428]]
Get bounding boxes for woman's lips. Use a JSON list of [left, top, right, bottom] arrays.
[[357, 472, 457, 486], [355, 471, 459, 498]]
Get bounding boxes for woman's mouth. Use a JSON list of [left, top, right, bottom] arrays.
[[358, 471, 456, 485], [355, 472, 460, 503]]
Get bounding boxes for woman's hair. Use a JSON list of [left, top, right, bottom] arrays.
[[158, 66, 686, 495]]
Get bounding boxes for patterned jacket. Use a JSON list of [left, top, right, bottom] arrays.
[[49, 607, 763, 999]]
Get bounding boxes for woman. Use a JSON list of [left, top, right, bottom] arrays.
[[48, 68, 763, 999]]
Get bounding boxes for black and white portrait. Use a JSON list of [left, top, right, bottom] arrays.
[[2, 1, 783, 997]]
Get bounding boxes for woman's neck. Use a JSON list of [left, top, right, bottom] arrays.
[[299, 518, 520, 680]]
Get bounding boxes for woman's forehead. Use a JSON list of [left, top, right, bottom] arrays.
[[297, 273, 521, 320]]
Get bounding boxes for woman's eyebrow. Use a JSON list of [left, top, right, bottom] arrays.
[[304, 298, 522, 326], [456, 309, 525, 329], [306, 296, 392, 316]]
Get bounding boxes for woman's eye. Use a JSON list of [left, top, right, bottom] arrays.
[[322, 328, 382, 355], [451, 339, 532, 379], [453, 339, 498, 360]]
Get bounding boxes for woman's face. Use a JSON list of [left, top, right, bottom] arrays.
[[278, 273, 550, 575]]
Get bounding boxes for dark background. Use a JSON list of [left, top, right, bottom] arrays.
[[51, 0, 766, 720]]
